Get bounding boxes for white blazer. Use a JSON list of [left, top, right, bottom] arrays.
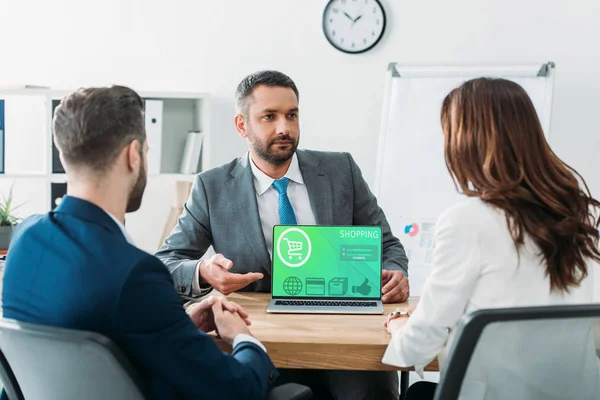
[[383, 198, 600, 400]]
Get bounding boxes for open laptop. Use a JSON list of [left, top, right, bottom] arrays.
[[267, 225, 384, 314]]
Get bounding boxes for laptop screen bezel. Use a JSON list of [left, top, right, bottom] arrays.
[[270, 225, 383, 300]]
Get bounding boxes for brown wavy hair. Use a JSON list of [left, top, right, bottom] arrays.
[[441, 78, 600, 292]]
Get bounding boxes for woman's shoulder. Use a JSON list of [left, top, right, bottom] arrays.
[[438, 197, 502, 230]]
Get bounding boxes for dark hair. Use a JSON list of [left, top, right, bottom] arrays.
[[441, 77, 600, 293], [53, 85, 145, 173], [235, 70, 299, 115]]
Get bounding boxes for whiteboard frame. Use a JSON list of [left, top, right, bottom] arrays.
[[374, 62, 556, 197]]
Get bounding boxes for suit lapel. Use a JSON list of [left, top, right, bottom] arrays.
[[229, 155, 272, 274], [297, 150, 333, 225]]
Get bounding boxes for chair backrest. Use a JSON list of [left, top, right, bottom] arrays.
[[0, 347, 24, 400], [434, 304, 600, 400], [0, 318, 147, 400]]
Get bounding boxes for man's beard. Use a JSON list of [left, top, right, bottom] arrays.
[[126, 161, 147, 213], [248, 129, 299, 165]]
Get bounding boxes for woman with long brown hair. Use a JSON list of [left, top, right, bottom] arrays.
[[382, 78, 600, 399]]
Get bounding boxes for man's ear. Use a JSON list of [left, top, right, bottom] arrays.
[[126, 140, 142, 172], [234, 114, 248, 138]]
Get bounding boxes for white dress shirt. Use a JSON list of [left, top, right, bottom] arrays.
[[107, 212, 135, 245], [249, 153, 317, 257], [382, 198, 599, 399], [108, 210, 266, 353]]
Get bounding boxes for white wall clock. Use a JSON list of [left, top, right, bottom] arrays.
[[323, 0, 387, 54]]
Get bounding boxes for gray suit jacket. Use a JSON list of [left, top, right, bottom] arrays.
[[155, 149, 408, 297]]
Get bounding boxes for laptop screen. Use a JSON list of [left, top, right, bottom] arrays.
[[272, 225, 382, 299]]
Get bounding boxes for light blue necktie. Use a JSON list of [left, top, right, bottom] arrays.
[[272, 177, 297, 225]]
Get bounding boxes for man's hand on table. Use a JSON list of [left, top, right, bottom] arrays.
[[381, 270, 410, 303]]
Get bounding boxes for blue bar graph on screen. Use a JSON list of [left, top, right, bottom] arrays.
[[0, 99, 4, 173]]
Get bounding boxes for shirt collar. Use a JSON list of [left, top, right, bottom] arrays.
[[105, 211, 135, 245], [249, 153, 304, 196]]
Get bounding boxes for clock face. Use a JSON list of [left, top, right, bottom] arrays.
[[323, 0, 386, 54]]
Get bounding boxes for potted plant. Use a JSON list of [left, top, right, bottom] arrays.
[[0, 185, 22, 250]]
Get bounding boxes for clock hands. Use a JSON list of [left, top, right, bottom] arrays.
[[342, 7, 364, 28], [351, 14, 363, 26], [351, 2, 366, 27]]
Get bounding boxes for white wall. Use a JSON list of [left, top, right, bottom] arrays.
[[1, 0, 599, 263]]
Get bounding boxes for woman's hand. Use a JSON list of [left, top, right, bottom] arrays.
[[384, 305, 417, 333]]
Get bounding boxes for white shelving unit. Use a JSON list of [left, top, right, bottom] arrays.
[[0, 87, 211, 252]]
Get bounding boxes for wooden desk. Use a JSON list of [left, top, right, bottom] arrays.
[[212, 293, 439, 372]]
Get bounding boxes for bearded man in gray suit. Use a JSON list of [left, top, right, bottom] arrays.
[[156, 70, 409, 400]]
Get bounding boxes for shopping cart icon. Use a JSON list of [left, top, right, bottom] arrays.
[[276, 227, 312, 268], [283, 238, 303, 260]]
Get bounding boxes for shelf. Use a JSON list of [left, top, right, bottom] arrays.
[[150, 173, 197, 182], [138, 91, 210, 100], [50, 173, 197, 182], [0, 86, 51, 95], [49, 174, 67, 182], [0, 173, 200, 182], [0, 88, 210, 225], [0, 173, 46, 179]]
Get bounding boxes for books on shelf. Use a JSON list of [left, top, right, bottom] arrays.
[[179, 131, 204, 175]]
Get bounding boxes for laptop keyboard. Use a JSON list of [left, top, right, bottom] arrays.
[[275, 300, 378, 307]]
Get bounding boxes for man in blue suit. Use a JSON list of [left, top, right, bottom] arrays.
[[2, 86, 277, 399]]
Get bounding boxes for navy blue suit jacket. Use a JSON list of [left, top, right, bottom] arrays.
[[2, 196, 277, 399]]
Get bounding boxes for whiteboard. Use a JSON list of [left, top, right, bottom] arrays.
[[375, 63, 556, 295]]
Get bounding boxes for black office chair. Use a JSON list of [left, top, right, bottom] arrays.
[[0, 347, 24, 400], [266, 383, 313, 400], [432, 304, 600, 400], [0, 319, 311, 400]]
